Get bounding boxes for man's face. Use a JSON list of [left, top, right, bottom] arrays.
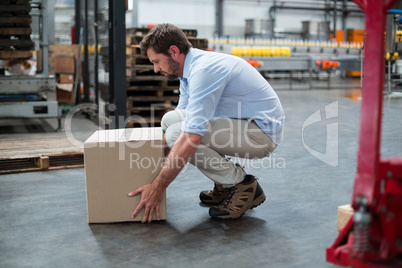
[[147, 47, 180, 80]]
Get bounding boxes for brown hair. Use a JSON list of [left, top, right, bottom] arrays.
[[140, 23, 192, 57]]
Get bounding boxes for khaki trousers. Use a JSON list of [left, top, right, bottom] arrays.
[[161, 109, 277, 187]]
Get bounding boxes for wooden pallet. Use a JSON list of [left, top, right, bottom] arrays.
[[0, 3, 32, 14], [126, 71, 179, 120], [0, 15, 32, 26], [124, 42, 179, 121], [127, 95, 177, 120], [127, 84, 179, 97], [126, 117, 162, 128], [0, 1, 33, 60], [187, 37, 209, 50], [125, 27, 198, 46], [0, 136, 84, 174], [0, 50, 31, 59]]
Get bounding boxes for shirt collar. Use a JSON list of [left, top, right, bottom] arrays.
[[182, 47, 194, 80]]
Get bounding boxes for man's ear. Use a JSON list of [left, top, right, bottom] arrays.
[[169, 45, 180, 58]]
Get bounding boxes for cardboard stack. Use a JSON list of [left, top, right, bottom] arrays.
[[55, 54, 75, 103], [84, 127, 166, 223]]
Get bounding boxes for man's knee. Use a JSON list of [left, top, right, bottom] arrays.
[[161, 109, 185, 132], [165, 122, 182, 148]]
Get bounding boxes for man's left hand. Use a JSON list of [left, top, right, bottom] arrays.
[[128, 182, 164, 223]]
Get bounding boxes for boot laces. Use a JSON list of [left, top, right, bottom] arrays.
[[221, 187, 236, 208], [212, 185, 223, 197]]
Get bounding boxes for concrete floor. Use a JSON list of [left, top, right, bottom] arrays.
[[1, 87, 402, 268]]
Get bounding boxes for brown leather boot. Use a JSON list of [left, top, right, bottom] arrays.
[[209, 175, 265, 220], [199, 183, 225, 205]]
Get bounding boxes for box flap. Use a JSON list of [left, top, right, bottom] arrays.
[[84, 127, 163, 146]]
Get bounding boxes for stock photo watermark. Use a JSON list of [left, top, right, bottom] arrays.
[[129, 152, 286, 173], [64, 101, 337, 169], [302, 101, 339, 167]]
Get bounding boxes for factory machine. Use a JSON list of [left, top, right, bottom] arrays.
[[0, 0, 60, 129], [385, 8, 402, 93], [210, 37, 361, 88], [210, 13, 364, 88], [211, 5, 402, 93], [210, 35, 362, 89]]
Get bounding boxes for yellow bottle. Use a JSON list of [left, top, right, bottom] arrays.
[[272, 47, 278, 57], [262, 47, 269, 57], [284, 47, 291, 57], [231, 46, 237, 56]]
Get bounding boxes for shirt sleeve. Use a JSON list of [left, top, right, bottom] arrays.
[[181, 68, 228, 136], [176, 80, 189, 109]]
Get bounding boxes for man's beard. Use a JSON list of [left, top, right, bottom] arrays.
[[162, 56, 180, 80]]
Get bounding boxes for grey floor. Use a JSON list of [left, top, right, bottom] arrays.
[[1, 86, 402, 268]]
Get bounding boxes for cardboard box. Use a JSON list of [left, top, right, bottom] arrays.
[[337, 204, 354, 234], [59, 73, 74, 83], [345, 71, 361, 77], [335, 30, 344, 43], [54, 54, 75, 73], [346, 29, 365, 42], [84, 127, 165, 223], [47, 45, 80, 75], [56, 83, 74, 103], [345, 29, 364, 78]]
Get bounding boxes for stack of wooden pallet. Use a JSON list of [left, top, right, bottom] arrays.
[[0, 135, 84, 175], [0, 0, 33, 60], [125, 28, 178, 125], [100, 27, 208, 126]]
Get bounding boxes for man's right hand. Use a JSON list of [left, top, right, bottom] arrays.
[[128, 181, 164, 223]]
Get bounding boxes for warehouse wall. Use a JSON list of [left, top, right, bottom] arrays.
[[126, 0, 215, 37], [126, 0, 366, 39]]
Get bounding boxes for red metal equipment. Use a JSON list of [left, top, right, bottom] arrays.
[[326, 0, 402, 267]]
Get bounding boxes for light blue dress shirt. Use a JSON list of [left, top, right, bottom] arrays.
[[177, 48, 285, 145]]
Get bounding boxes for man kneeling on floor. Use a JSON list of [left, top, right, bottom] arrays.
[[128, 23, 285, 222]]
